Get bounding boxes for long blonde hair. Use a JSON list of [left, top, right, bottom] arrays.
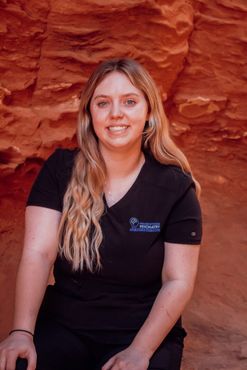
[[58, 58, 200, 271]]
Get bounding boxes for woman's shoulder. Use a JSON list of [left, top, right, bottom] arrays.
[[48, 147, 79, 160], [45, 147, 79, 171], [144, 151, 194, 194]]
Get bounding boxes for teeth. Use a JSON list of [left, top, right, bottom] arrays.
[[108, 126, 128, 132]]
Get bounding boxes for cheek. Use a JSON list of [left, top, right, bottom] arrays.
[[91, 110, 105, 130], [131, 105, 148, 124], [92, 107, 110, 122], [90, 111, 101, 135]]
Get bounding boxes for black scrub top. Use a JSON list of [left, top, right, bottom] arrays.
[[26, 148, 202, 344]]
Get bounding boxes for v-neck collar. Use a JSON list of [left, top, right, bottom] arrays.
[[103, 151, 149, 211]]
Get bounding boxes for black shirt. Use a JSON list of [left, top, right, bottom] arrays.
[[27, 148, 202, 343]]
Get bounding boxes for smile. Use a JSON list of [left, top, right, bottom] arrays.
[[107, 125, 129, 132]]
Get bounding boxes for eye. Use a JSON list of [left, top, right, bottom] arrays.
[[97, 101, 108, 108], [124, 99, 136, 106]]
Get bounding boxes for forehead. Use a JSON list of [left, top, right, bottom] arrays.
[[92, 71, 143, 96]]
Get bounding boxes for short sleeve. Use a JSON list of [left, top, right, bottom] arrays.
[[164, 181, 202, 245], [26, 149, 63, 212]]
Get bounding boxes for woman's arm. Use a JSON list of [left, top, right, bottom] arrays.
[[13, 206, 60, 331], [0, 206, 61, 370], [102, 242, 201, 370], [131, 242, 201, 356]]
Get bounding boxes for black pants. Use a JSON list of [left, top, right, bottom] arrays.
[[16, 317, 185, 370]]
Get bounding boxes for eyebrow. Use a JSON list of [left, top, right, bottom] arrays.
[[93, 93, 140, 100]]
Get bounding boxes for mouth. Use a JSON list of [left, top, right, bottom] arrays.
[[107, 125, 129, 133]]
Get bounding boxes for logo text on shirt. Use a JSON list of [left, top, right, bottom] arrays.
[[129, 217, 160, 233]]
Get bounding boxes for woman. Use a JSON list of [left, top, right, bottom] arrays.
[[0, 58, 202, 370]]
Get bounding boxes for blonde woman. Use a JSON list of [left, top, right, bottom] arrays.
[[0, 58, 202, 370]]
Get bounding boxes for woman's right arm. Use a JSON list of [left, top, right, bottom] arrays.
[[0, 206, 61, 370]]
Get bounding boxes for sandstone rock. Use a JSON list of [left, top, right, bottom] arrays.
[[169, 0, 247, 150], [1, 0, 194, 171], [0, 1, 247, 369]]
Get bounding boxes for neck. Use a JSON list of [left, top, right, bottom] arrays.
[[100, 145, 144, 180]]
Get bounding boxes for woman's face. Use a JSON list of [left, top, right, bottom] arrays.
[[89, 71, 149, 153]]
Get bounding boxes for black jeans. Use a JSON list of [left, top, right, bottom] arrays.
[[16, 317, 186, 370]]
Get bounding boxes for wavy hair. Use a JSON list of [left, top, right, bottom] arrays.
[[58, 58, 201, 271]]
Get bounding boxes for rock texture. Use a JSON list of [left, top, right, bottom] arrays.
[[169, 0, 247, 157], [0, 0, 194, 173], [0, 1, 247, 369], [0, 0, 247, 174]]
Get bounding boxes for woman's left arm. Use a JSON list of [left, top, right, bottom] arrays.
[[102, 242, 200, 370], [131, 242, 201, 356]]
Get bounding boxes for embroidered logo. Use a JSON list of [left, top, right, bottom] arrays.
[[129, 217, 160, 233]]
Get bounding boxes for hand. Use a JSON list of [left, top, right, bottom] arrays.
[[0, 332, 36, 370], [101, 345, 150, 370]]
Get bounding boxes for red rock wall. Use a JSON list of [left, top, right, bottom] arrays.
[[1, 0, 194, 171], [169, 0, 247, 157], [0, 0, 246, 173], [0, 1, 247, 369]]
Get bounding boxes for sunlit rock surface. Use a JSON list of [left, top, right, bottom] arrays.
[[0, 1, 247, 369]]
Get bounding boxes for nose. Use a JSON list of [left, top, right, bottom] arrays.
[[110, 101, 123, 119]]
